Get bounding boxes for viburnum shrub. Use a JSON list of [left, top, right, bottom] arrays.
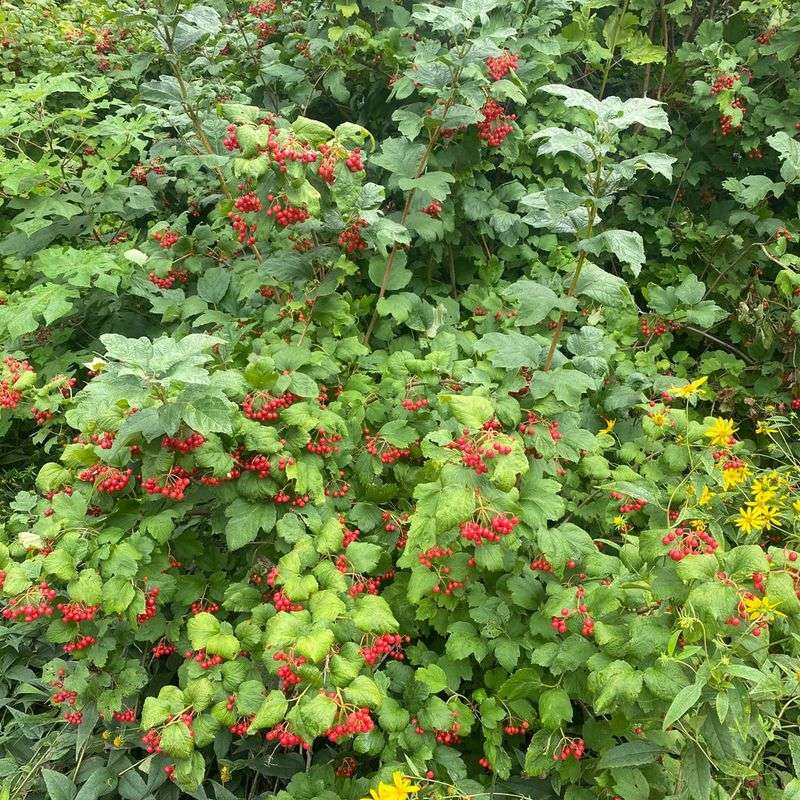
[[2, 0, 800, 799]]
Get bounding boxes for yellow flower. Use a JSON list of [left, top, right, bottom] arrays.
[[704, 417, 737, 447], [220, 766, 232, 784], [650, 412, 667, 427], [699, 486, 714, 506], [757, 505, 781, 530], [670, 376, 708, 398], [793, 499, 800, 514], [741, 595, 782, 620], [722, 465, 749, 490], [113, 735, 124, 748], [748, 490, 777, 510], [735, 506, 763, 534], [600, 418, 616, 434], [101, 730, 111, 741], [691, 519, 706, 531], [362, 773, 420, 800], [755, 421, 776, 435]]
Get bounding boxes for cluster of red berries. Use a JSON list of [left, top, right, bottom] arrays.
[[336, 757, 358, 777], [418, 546, 465, 594], [161, 432, 205, 453], [617, 496, 648, 514], [148, 268, 189, 289], [152, 229, 179, 249], [325, 707, 374, 742], [79, 465, 132, 494], [366, 434, 412, 464], [113, 708, 137, 723], [504, 720, 530, 735], [143, 467, 192, 501], [152, 641, 176, 657], [242, 391, 297, 421], [237, 453, 270, 479], [31, 408, 54, 426], [338, 218, 368, 253], [434, 726, 461, 745], [223, 124, 240, 151], [347, 570, 395, 598], [64, 635, 96, 653], [273, 491, 310, 506], [272, 589, 304, 612], [720, 98, 747, 135], [317, 143, 337, 183], [274, 651, 306, 690], [402, 397, 429, 411], [64, 711, 83, 725], [757, 28, 776, 44], [129, 160, 165, 184], [229, 212, 258, 245], [662, 526, 718, 560], [459, 514, 519, 545], [265, 722, 309, 749], [266, 198, 311, 226], [137, 587, 160, 624], [749, 147, 762, 159], [345, 148, 365, 172], [248, 1, 277, 16], [142, 729, 161, 753], [477, 99, 516, 147], [485, 50, 519, 80], [52, 690, 78, 705], [640, 316, 680, 336], [360, 633, 409, 665], [234, 192, 262, 213], [530, 557, 554, 573], [190, 600, 220, 615], [0, 356, 33, 409], [306, 428, 342, 455], [342, 523, 360, 548], [555, 738, 585, 761], [710, 73, 737, 95], [57, 602, 99, 623], [230, 716, 254, 736], [478, 757, 492, 771], [185, 648, 224, 669], [263, 129, 318, 172], [446, 428, 512, 475], [421, 201, 442, 217]]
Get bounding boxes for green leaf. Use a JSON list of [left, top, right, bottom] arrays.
[[249, 690, 288, 732], [440, 394, 494, 428], [187, 612, 220, 650], [662, 680, 704, 729], [296, 628, 334, 663], [539, 688, 572, 730], [101, 576, 135, 613], [160, 722, 194, 759], [415, 664, 448, 693], [352, 595, 398, 632], [598, 741, 665, 768], [343, 675, 383, 708], [42, 770, 77, 800], [579, 230, 646, 276]]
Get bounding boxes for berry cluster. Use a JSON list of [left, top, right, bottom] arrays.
[[306, 428, 342, 455], [402, 397, 429, 411], [345, 148, 365, 172], [485, 50, 519, 80], [152, 229, 179, 249], [57, 602, 99, 623], [242, 391, 297, 422], [421, 201, 442, 217], [273, 491, 310, 507], [347, 569, 395, 598], [78, 465, 132, 494], [757, 28, 776, 44], [336, 757, 358, 777], [662, 526, 719, 560], [185, 648, 224, 669], [234, 192, 262, 213], [229, 716, 254, 736], [142, 729, 161, 753], [477, 99, 516, 147], [229, 212, 258, 245], [129, 160, 165, 185], [148, 268, 189, 289], [365, 434, 412, 464], [0, 356, 33, 410], [223, 124, 240, 151], [239, 453, 271, 478], [460, 514, 519, 545], [64, 711, 83, 725], [64, 635, 96, 653], [265, 722, 309, 749], [325, 707, 374, 741], [266, 198, 311, 226], [503, 720, 530, 735], [446, 428, 512, 474], [360, 633, 409, 665], [113, 708, 137, 723], [272, 589, 304, 612], [338, 218, 368, 253], [136, 587, 160, 624], [640, 316, 680, 337], [161, 432, 205, 453], [418, 546, 465, 594], [274, 651, 306, 690], [152, 641, 176, 657], [710, 73, 737, 95], [190, 600, 220, 615], [555, 737, 585, 761], [617, 496, 648, 514], [530, 557, 554, 573], [143, 467, 191, 501]]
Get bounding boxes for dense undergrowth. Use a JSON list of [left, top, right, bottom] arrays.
[[2, 1, 800, 799]]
